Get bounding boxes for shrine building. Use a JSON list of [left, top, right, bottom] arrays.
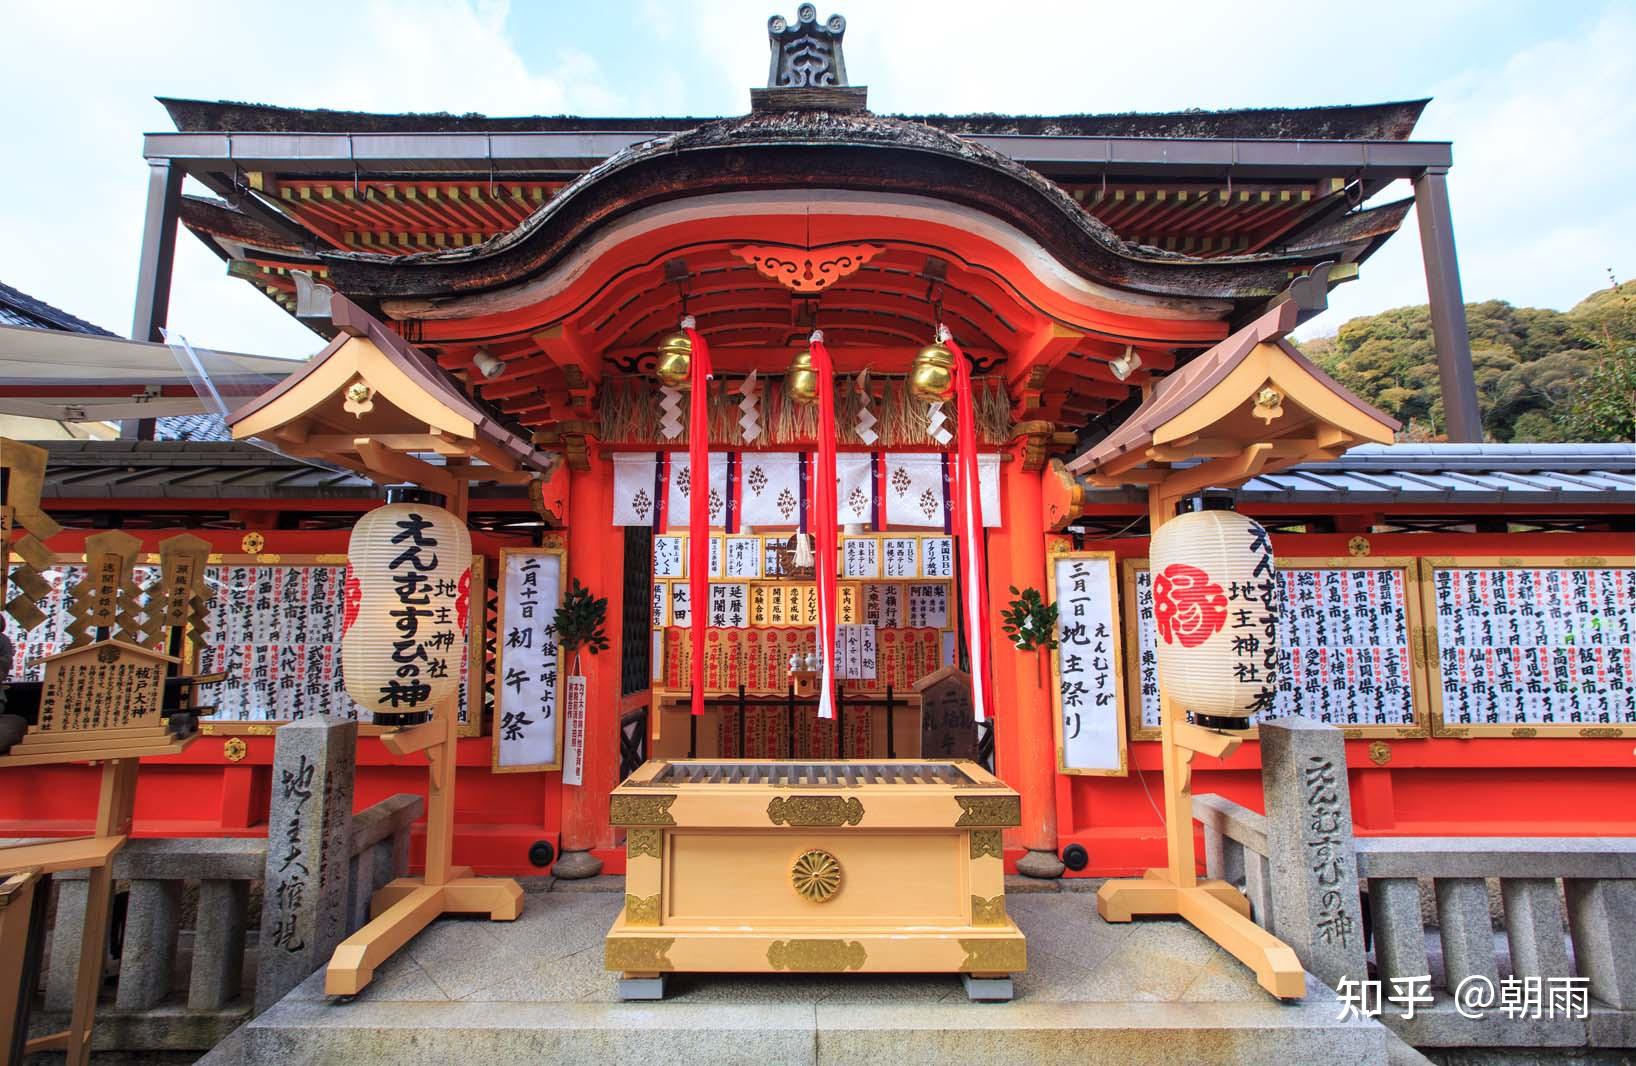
[[1, 8, 1631, 886]]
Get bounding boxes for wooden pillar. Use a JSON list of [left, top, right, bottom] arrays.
[[988, 447, 1061, 875], [125, 158, 183, 442], [1413, 167, 1482, 443], [559, 448, 623, 868]]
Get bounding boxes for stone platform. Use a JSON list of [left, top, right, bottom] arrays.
[[202, 878, 1406, 1066]]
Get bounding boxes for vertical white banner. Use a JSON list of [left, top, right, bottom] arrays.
[[494, 550, 564, 770], [561, 675, 587, 785]]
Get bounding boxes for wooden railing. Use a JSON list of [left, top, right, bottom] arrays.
[[619, 703, 649, 781]]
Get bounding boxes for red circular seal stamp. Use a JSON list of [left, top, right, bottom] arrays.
[[1153, 563, 1227, 648]]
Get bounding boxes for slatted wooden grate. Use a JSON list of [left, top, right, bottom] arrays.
[[650, 761, 972, 787]]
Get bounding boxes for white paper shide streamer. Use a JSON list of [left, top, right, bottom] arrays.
[[925, 402, 952, 446], [659, 386, 684, 440], [853, 370, 878, 445], [738, 369, 761, 443]]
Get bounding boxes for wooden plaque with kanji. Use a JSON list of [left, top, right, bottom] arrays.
[[35, 640, 177, 733]]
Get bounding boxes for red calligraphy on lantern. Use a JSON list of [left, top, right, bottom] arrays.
[[455, 568, 472, 632], [1153, 563, 1228, 648], [341, 575, 362, 635]]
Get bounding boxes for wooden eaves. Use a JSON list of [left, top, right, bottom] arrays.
[[1048, 300, 1400, 529], [227, 295, 557, 510]]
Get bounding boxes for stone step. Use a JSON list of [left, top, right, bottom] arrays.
[[200, 892, 1396, 1065], [205, 983, 1388, 1066]]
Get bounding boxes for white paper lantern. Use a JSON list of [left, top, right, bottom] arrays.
[[1148, 508, 1278, 728], [341, 497, 472, 725]]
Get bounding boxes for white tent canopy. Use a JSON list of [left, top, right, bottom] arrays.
[[0, 324, 302, 422]]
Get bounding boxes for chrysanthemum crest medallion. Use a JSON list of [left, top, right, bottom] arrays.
[[791, 849, 842, 903]]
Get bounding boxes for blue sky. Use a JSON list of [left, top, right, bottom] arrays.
[[0, 1, 1631, 358]]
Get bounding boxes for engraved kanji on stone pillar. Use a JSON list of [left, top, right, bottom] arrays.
[[1261, 715, 1366, 990], [256, 716, 357, 1011]]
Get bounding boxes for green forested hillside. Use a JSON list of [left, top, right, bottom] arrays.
[[1298, 280, 1635, 442]]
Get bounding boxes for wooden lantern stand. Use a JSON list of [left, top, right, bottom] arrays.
[[323, 696, 523, 996], [1049, 302, 1401, 999], [1094, 478, 1305, 999], [215, 297, 556, 996]]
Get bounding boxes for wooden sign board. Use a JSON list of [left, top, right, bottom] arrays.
[[189, 554, 485, 737], [5, 552, 486, 738], [492, 546, 568, 773], [1421, 556, 1635, 738], [914, 665, 978, 760], [36, 640, 176, 732], [1047, 548, 1127, 775], [1122, 556, 1429, 741]]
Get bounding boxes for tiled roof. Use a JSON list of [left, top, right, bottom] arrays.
[[153, 414, 233, 442], [1079, 443, 1636, 506], [159, 97, 1431, 142], [31, 440, 1633, 509], [0, 280, 116, 336], [36, 441, 375, 500]]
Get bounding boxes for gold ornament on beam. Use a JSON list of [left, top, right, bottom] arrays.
[[343, 381, 375, 417], [1252, 385, 1286, 425], [655, 332, 693, 389], [786, 348, 819, 405], [909, 341, 956, 403]]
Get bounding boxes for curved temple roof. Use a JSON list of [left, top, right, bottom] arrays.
[[158, 97, 1430, 142], [309, 109, 1399, 304]]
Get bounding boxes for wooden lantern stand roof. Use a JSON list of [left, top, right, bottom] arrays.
[[226, 298, 530, 998], [1045, 300, 1400, 530], [1052, 298, 1398, 999], [229, 295, 559, 516]]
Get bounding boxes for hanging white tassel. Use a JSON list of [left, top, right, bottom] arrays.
[[738, 369, 761, 443], [793, 532, 815, 569], [853, 369, 878, 445]]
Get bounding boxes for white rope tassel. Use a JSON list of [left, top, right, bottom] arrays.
[[737, 369, 761, 443]]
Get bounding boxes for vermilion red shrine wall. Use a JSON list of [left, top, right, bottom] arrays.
[[1, 525, 1631, 878]]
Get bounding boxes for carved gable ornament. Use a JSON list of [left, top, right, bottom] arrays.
[[734, 243, 882, 293], [768, 5, 849, 88]]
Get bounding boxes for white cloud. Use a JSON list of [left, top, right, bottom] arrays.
[[1306, 5, 1636, 334], [1, 0, 1629, 359], [0, 0, 631, 358]]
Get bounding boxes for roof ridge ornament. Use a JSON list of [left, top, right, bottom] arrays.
[[768, 5, 848, 88], [754, 7, 867, 112]]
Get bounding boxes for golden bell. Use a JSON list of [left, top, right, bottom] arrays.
[[655, 331, 693, 389], [786, 349, 819, 405], [909, 342, 956, 403]]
